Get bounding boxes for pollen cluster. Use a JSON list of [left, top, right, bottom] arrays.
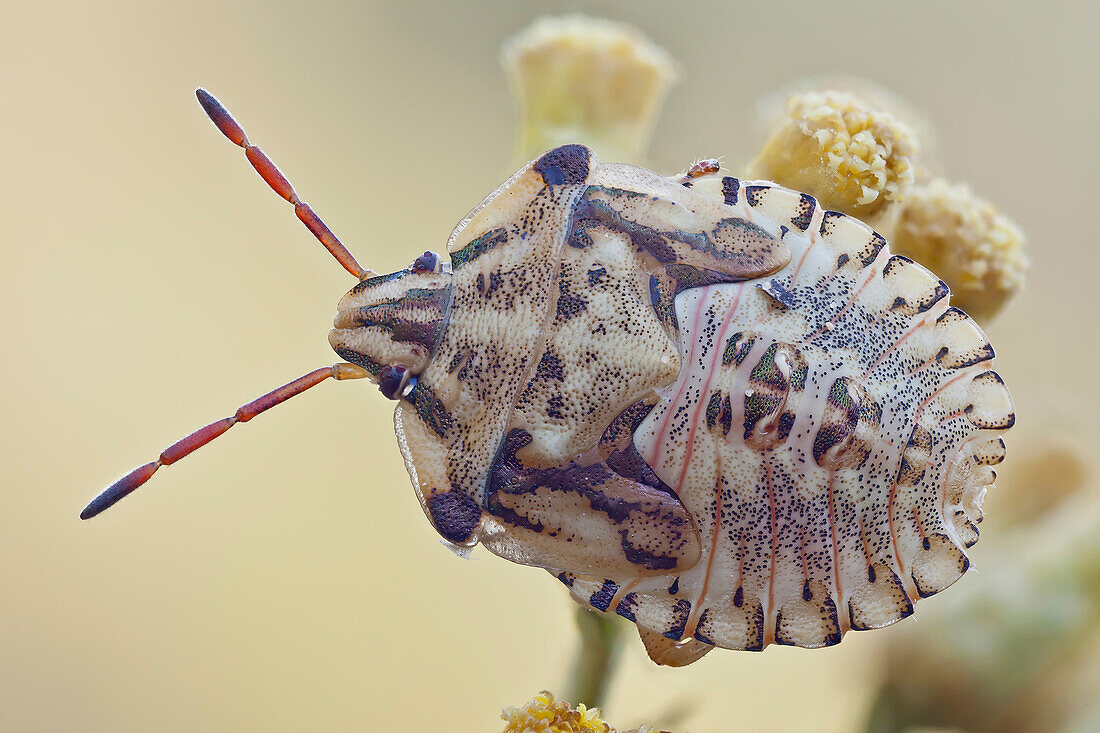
[[892, 178, 1028, 320], [500, 691, 613, 733], [748, 90, 918, 222]]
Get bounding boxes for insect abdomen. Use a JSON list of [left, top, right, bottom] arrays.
[[564, 179, 1012, 650]]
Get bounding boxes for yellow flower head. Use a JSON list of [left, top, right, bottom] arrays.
[[501, 691, 613, 733], [503, 15, 677, 163], [747, 90, 918, 224], [892, 177, 1028, 320]]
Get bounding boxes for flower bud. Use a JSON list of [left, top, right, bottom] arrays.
[[747, 90, 917, 227], [892, 178, 1028, 320], [503, 15, 677, 164]]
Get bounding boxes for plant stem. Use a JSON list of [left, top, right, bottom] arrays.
[[567, 605, 627, 708]]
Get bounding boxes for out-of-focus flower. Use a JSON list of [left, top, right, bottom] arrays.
[[502, 14, 677, 164], [984, 416, 1091, 534], [891, 178, 1028, 321], [745, 90, 918, 226], [863, 487, 1100, 733], [500, 691, 672, 733], [501, 690, 612, 733]]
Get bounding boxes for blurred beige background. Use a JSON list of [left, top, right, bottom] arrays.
[[1, 1, 1097, 731]]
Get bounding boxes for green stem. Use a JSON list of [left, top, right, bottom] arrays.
[[567, 605, 628, 708]]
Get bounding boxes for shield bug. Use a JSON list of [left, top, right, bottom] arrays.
[[83, 90, 1013, 666]]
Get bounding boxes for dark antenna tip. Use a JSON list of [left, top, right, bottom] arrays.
[[81, 462, 160, 520], [79, 363, 369, 521]]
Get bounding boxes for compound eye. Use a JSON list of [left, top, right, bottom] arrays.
[[411, 251, 442, 273], [378, 365, 412, 400]]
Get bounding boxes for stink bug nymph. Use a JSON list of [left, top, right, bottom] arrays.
[[84, 90, 1013, 666]]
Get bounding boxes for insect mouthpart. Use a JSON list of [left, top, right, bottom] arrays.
[[329, 260, 454, 399]]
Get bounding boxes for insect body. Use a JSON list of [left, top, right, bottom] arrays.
[[84, 91, 1013, 667]]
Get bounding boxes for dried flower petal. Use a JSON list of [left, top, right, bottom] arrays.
[[892, 177, 1028, 320], [503, 15, 677, 163]]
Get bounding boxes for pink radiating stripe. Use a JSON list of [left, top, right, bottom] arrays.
[[800, 267, 879, 346], [647, 289, 711, 470], [788, 217, 821, 286], [673, 285, 745, 492], [682, 286, 748, 637], [861, 316, 929, 383]]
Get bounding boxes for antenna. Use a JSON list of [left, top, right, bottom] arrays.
[[80, 363, 370, 519], [195, 88, 377, 281]]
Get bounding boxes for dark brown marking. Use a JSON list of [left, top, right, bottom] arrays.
[[334, 346, 384, 377], [406, 382, 454, 437], [615, 593, 638, 622], [747, 602, 765, 651], [427, 490, 482, 543], [721, 176, 740, 205], [600, 401, 673, 494], [822, 598, 842, 645], [745, 185, 769, 207], [663, 598, 692, 641], [534, 350, 565, 382], [556, 280, 588, 319], [621, 529, 679, 571], [722, 332, 755, 367], [819, 210, 845, 236], [777, 412, 795, 441], [705, 391, 722, 430], [864, 233, 888, 265], [791, 193, 816, 231], [758, 279, 795, 309], [693, 610, 715, 645], [487, 429, 692, 571], [351, 286, 451, 352], [450, 227, 509, 268], [589, 580, 618, 611], [533, 145, 591, 186]]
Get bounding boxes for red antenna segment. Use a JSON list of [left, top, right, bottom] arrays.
[[81, 362, 370, 519], [195, 88, 377, 281]]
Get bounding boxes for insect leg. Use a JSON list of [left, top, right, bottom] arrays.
[[195, 88, 377, 281], [80, 362, 370, 519]]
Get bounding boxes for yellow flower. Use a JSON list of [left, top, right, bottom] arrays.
[[746, 90, 917, 226], [501, 690, 613, 733], [891, 177, 1028, 320], [502, 15, 677, 164]]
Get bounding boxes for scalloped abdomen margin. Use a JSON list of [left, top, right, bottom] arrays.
[[568, 178, 1015, 651]]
